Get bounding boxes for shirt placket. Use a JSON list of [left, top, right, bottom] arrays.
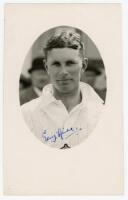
[[60, 103, 83, 147]]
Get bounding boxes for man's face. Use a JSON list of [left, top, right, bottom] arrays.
[[31, 69, 49, 90], [46, 48, 83, 94]]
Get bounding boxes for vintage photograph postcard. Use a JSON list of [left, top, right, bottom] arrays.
[[4, 3, 123, 195]]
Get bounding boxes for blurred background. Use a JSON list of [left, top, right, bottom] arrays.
[[19, 26, 107, 105]]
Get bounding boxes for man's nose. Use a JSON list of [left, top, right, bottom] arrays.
[[60, 65, 68, 75]]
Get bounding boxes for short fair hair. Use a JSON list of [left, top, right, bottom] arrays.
[[44, 30, 85, 60]]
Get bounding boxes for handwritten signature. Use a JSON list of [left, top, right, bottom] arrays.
[[42, 127, 82, 143]]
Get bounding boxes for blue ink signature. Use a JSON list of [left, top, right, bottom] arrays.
[[42, 127, 82, 143]]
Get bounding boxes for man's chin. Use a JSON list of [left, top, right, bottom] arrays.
[[56, 86, 74, 94]]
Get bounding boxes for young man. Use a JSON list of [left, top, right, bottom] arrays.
[[21, 30, 104, 149]]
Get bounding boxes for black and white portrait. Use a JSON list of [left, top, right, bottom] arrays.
[[19, 26, 107, 149], [4, 4, 123, 195]]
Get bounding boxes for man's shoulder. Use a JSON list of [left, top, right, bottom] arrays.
[[80, 82, 104, 103], [80, 82, 96, 93], [21, 84, 53, 113], [21, 96, 42, 113]]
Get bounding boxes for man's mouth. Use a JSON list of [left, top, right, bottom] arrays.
[[57, 79, 72, 81]]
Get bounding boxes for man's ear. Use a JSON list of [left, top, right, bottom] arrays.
[[82, 58, 88, 71]]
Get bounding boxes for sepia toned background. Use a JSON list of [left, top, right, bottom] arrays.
[[4, 4, 123, 195], [19, 26, 107, 105]]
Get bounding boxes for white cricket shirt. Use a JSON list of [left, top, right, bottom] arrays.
[[21, 82, 104, 149]]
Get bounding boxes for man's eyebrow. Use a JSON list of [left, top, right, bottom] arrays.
[[51, 61, 60, 65], [66, 60, 77, 63]]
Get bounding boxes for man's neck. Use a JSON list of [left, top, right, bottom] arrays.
[[53, 87, 82, 112]]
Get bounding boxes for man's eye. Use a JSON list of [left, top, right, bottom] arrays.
[[52, 62, 60, 67], [66, 61, 76, 66]]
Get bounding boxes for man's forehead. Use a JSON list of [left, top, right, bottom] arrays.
[[46, 48, 82, 61]]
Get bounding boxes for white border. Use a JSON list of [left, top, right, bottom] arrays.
[[0, 0, 124, 3], [0, 0, 127, 200], [0, 0, 4, 197], [123, 0, 128, 198]]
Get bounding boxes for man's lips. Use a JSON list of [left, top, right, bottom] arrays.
[[56, 79, 72, 85], [57, 79, 72, 81]]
